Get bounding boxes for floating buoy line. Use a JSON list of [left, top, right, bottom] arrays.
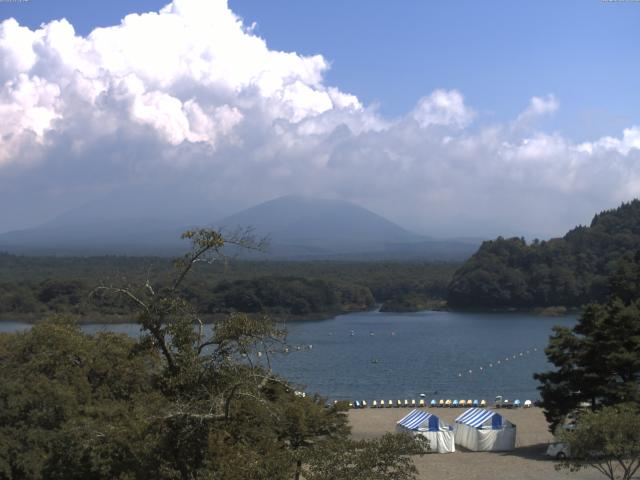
[[455, 347, 541, 378], [247, 331, 544, 378]]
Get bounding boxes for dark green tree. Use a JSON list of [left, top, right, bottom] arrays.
[[0, 229, 425, 480], [0, 316, 164, 480], [448, 200, 640, 309], [555, 404, 640, 480], [535, 253, 640, 431]]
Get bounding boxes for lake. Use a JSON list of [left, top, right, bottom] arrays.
[[0, 310, 576, 403]]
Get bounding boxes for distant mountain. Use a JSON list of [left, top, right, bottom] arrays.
[[448, 200, 640, 309], [217, 195, 479, 260], [0, 217, 189, 256], [0, 184, 223, 255], [0, 194, 480, 260], [218, 195, 421, 246]]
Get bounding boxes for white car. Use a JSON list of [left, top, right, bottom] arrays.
[[546, 442, 570, 460]]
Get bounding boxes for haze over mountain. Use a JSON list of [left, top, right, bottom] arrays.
[[0, 0, 638, 240], [216, 195, 480, 259], [218, 195, 421, 244], [0, 195, 480, 260]]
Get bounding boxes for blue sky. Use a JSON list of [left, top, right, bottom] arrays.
[[0, 0, 639, 237], [2, 0, 638, 140]]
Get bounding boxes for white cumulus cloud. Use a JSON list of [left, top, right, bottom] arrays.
[[411, 89, 475, 129], [0, 0, 639, 238]]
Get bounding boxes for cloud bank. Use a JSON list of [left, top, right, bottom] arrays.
[[1, 0, 639, 237]]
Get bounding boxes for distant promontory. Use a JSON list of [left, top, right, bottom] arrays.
[[447, 200, 640, 309]]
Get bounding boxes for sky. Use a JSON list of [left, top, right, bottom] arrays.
[[0, 0, 639, 238]]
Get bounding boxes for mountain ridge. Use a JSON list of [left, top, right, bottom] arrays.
[[0, 195, 479, 260]]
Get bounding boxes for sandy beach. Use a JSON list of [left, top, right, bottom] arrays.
[[348, 407, 603, 480]]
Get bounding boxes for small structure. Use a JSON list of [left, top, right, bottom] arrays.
[[454, 408, 516, 451], [396, 409, 455, 453]]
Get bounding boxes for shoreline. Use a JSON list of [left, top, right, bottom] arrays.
[[0, 303, 580, 325], [0, 306, 378, 325]]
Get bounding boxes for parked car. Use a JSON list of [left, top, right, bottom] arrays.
[[546, 442, 570, 460]]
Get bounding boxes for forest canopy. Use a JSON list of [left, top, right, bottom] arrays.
[[0, 255, 456, 322], [448, 200, 640, 309], [0, 229, 426, 480]]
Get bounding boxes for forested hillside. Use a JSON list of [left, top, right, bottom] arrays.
[[447, 200, 640, 309], [0, 255, 456, 321]]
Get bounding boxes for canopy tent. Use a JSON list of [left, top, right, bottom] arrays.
[[396, 409, 455, 453], [454, 408, 516, 451]]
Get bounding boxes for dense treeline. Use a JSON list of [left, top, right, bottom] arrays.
[[0, 254, 457, 321], [535, 250, 640, 431], [0, 230, 426, 479], [187, 276, 374, 316], [448, 200, 640, 309], [534, 252, 640, 479]]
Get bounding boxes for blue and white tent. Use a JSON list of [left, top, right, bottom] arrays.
[[454, 408, 516, 451], [396, 409, 455, 453]]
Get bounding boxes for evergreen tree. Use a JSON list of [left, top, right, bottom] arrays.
[[535, 253, 640, 431]]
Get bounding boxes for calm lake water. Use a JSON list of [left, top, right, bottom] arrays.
[[0, 310, 576, 403]]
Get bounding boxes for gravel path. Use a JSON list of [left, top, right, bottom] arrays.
[[348, 407, 604, 480]]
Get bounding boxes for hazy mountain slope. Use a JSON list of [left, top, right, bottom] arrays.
[[0, 218, 188, 255], [0, 194, 479, 260], [217, 195, 423, 245]]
